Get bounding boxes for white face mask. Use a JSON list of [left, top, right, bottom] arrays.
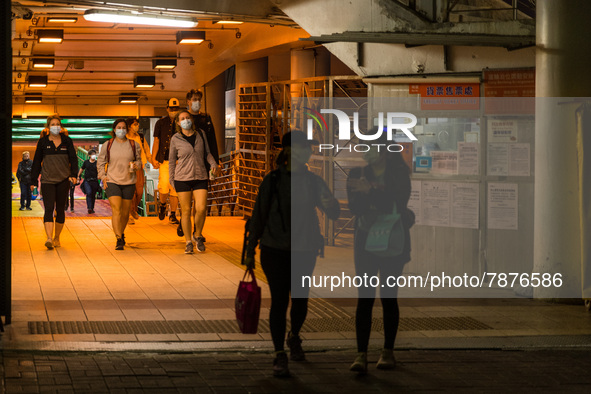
[[191, 100, 201, 113], [90, 154, 97, 160], [180, 119, 193, 130], [49, 125, 61, 135], [115, 129, 127, 139]]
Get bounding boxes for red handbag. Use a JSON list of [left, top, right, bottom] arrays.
[[235, 268, 261, 334]]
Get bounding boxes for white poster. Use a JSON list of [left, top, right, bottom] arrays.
[[458, 142, 479, 175], [508, 143, 530, 176], [451, 183, 479, 229], [487, 143, 509, 176], [430, 151, 458, 175], [488, 119, 518, 142], [408, 180, 422, 225], [421, 181, 451, 227], [488, 183, 518, 230]]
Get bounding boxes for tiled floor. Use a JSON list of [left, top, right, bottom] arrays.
[[5, 214, 591, 350]]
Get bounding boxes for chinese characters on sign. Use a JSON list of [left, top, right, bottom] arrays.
[[409, 83, 480, 110]]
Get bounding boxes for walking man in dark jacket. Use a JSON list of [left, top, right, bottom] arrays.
[[16, 151, 33, 210]]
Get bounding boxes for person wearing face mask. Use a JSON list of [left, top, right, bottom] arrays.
[[346, 128, 413, 375], [244, 130, 340, 377], [168, 110, 219, 254], [31, 114, 78, 249], [97, 119, 142, 250], [78, 149, 99, 214], [126, 117, 155, 224], [152, 98, 181, 225], [186, 89, 219, 165]]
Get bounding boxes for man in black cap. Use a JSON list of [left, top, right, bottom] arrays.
[[152, 97, 180, 224]]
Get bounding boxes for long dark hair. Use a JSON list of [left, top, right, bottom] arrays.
[[110, 118, 127, 137]]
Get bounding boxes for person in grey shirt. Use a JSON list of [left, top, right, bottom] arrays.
[[168, 110, 218, 254], [98, 118, 142, 250]]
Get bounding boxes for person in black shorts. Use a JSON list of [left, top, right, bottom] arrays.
[[168, 110, 218, 254], [97, 119, 142, 250]]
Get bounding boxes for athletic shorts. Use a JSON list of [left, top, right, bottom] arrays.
[[175, 179, 208, 192], [157, 160, 177, 196], [105, 183, 135, 200]]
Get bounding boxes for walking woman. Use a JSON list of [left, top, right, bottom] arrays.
[[31, 114, 78, 249], [245, 130, 340, 377], [168, 110, 218, 254], [97, 119, 142, 250], [126, 117, 154, 224], [346, 130, 413, 374]]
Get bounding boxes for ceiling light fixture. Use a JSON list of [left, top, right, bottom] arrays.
[[119, 93, 139, 104], [84, 9, 197, 28], [28, 75, 48, 88], [152, 58, 177, 70], [32, 58, 55, 69], [176, 31, 205, 44], [37, 29, 64, 43], [25, 93, 43, 103], [213, 20, 243, 25], [47, 17, 78, 23], [134, 76, 155, 88]]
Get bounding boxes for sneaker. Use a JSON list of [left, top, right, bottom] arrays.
[[52, 238, 61, 248], [286, 332, 305, 361], [121, 233, 126, 246], [169, 213, 179, 225], [376, 349, 396, 370], [88, 209, 92, 214], [272, 352, 290, 378], [70, 208, 75, 212], [90, 209, 95, 214], [184, 241, 194, 254], [158, 203, 167, 220], [44, 239, 54, 250], [177, 223, 184, 237], [26, 207, 32, 210], [115, 237, 124, 250], [350, 352, 368, 374], [128, 216, 135, 225], [194, 235, 205, 252], [19, 207, 25, 211]]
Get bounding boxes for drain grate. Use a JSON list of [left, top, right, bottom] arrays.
[[28, 317, 491, 335]]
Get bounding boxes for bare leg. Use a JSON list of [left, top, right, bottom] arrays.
[[119, 199, 132, 235], [53, 222, 64, 247], [177, 191, 193, 243], [169, 195, 179, 216], [44, 221, 54, 243], [109, 196, 123, 237], [193, 189, 208, 238]]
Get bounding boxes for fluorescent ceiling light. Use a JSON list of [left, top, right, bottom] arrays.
[[47, 17, 78, 23], [25, 93, 43, 103], [152, 58, 177, 69], [176, 31, 205, 44], [134, 76, 155, 88], [84, 9, 197, 28], [119, 94, 139, 104], [214, 20, 243, 25], [32, 58, 55, 69], [37, 29, 64, 43], [28, 75, 48, 88]]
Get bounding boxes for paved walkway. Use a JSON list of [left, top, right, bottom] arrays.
[[4, 215, 591, 392]]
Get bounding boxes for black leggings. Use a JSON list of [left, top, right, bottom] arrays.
[[41, 179, 69, 223], [354, 229, 406, 352], [260, 246, 317, 352]]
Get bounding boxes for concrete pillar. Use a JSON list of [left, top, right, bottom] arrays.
[[236, 58, 268, 86], [534, 0, 591, 298], [203, 73, 226, 156], [290, 47, 331, 97]]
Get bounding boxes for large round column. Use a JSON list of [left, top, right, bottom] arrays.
[[534, 0, 591, 298]]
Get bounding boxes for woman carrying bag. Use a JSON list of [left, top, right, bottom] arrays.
[[245, 130, 340, 378]]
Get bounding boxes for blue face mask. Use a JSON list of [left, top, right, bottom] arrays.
[[180, 119, 193, 130]]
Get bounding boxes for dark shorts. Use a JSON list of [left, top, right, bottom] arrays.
[[105, 183, 135, 199], [175, 179, 208, 192]]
